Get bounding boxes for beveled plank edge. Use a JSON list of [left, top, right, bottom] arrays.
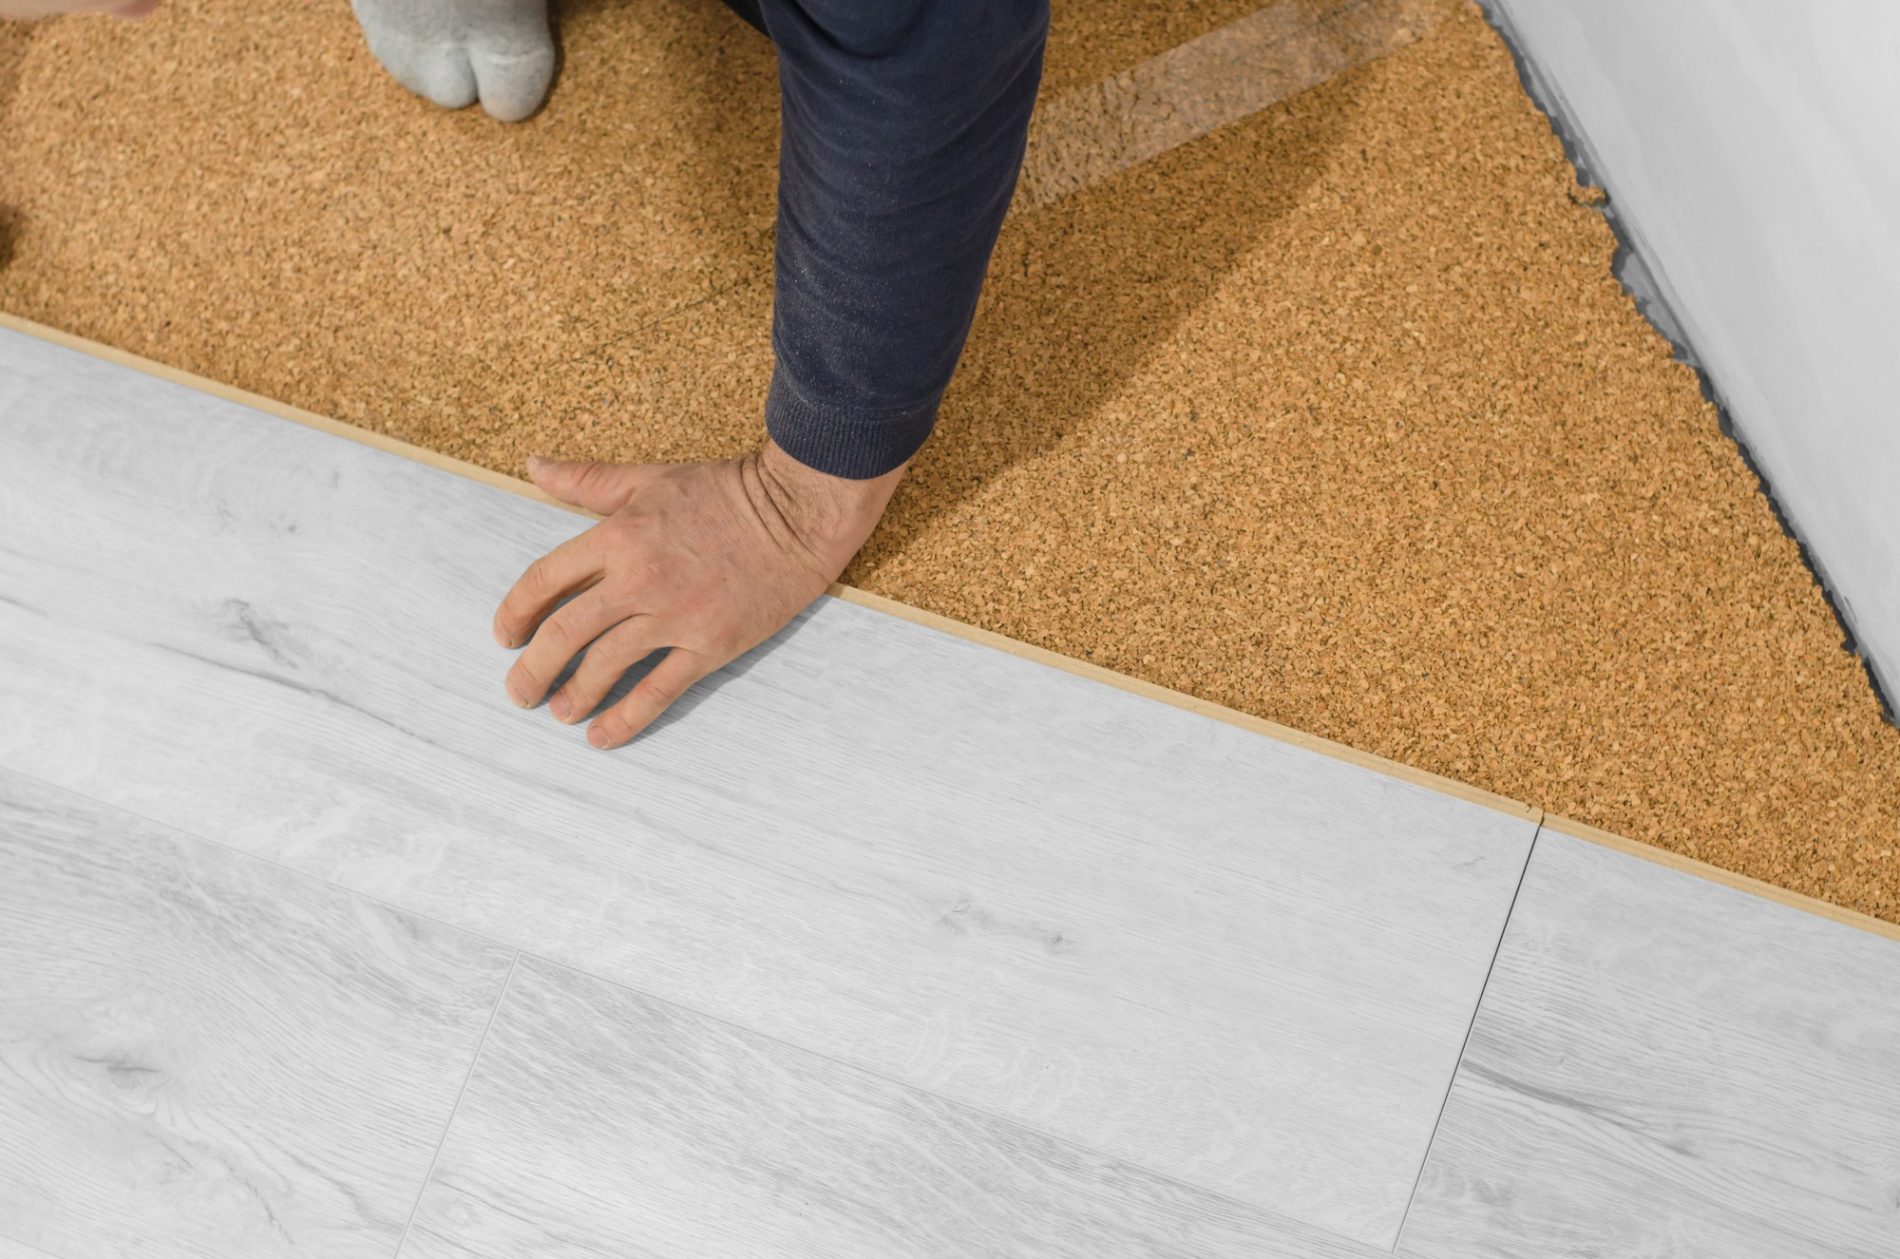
[[13, 310, 1895, 948], [824, 584, 1536, 824], [0, 309, 1536, 825], [1540, 814, 1900, 944], [394, 953, 525, 1258], [0, 312, 581, 515]]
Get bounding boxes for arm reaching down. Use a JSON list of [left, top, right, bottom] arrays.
[[496, 0, 1049, 746], [761, 0, 1050, 477]]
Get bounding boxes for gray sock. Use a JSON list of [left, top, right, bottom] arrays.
[[350, 0, 554, 123]]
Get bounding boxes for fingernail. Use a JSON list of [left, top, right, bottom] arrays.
[[549, 693, 571, 722], [587, 726, 611, 749], [527, 455, 550, 475], [508, 682, 533, 708]]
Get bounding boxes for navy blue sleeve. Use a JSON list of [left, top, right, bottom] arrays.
[[753, 0, 1050, 479]]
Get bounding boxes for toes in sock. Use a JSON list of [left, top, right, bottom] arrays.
[[468, 35, 555, 124], [351, 0, 553, 122]]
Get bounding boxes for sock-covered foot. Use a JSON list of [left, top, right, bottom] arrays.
[[351, 0, 554, 123]]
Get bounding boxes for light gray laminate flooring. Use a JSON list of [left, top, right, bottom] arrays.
[[0, 1236, 63, 1259], [3, 325, 1898, 1258], [0, 326, 1535, 1248], [403, 956, 1389, 1259], [0, 770, 516, 1259], [1397, 830, 1900, 1258]]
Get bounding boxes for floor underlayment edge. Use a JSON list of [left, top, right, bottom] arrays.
[[12, 307, 1897, 949], [1540, 814, 1900, 945], [1469, 0, 1898, 725]]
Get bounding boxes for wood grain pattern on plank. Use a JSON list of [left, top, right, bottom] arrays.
[[401, 957, 1385, 1259], [0, 327, 1535, 1245], [0, 768, 517, 1259], [0, 1234, 63, 1259], [0, 307, 1535, 822], [1398, 830, 1900, 1258]]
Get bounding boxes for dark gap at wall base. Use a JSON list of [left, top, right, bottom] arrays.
[[1469, 0, 1897, 726]]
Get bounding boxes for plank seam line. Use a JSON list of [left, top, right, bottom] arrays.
[[1389, 814, 1543, 1254], [5, 309, 1897, 943], [533, 948, 1389, 1253], [0, 1228, 66, 1259], [0, 763, 1377, 1254], [393, 950, 522, 1258]]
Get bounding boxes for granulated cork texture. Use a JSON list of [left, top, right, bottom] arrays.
[[2, 0, 1894, 921]]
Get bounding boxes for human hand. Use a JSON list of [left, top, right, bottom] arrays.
[[493, 439, 905, 748]]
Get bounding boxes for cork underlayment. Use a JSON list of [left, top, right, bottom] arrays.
[[3, 0, 1896, 922]]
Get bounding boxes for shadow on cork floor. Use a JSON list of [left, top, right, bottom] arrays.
[[0, 26, 27, 273]]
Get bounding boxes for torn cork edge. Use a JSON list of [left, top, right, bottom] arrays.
[[1470, 0, 1898, 723]]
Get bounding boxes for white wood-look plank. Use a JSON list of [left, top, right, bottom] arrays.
[[0, 326, 1535, 1245], [401, 956, 1385, 1259], [0, 1236, 62, 1259], [1398, 830, 1900, 1258], [0, 768, 517, 1259]]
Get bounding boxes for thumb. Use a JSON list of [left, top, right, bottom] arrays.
[[526, 456, 637, 517]]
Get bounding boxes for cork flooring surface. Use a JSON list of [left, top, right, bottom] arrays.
[[2, 0, 1895, 923]]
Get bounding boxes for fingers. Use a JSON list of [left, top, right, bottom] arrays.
[[504, 587, 622, 709], [528, 456, 642, 517], [587, 648, 714, 750], [547, 616, 667, 725], [493, 533, 598, 650]]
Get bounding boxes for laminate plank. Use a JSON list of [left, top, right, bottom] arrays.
[[0, 1236, 62, 1259], [400, 956, 1384, 1259], [0, 769, 517, 1259], [1398, 829, 1900, 1258], [0, 326, 1536, 1245]]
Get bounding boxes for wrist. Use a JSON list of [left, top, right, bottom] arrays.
[[748, 438, 904, 577]]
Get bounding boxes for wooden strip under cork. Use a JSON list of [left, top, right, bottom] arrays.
[[13, 306, 1899, 951]]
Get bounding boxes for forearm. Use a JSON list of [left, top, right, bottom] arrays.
[[757, 0, 1050, 479]]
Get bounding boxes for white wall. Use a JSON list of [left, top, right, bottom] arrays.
[[1490, 0, 1900, 706]]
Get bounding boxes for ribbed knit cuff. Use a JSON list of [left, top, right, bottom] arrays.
[[764, 365, 940, 480]]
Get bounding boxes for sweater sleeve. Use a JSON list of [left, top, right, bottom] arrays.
[[754, 0, 1050, 479]]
